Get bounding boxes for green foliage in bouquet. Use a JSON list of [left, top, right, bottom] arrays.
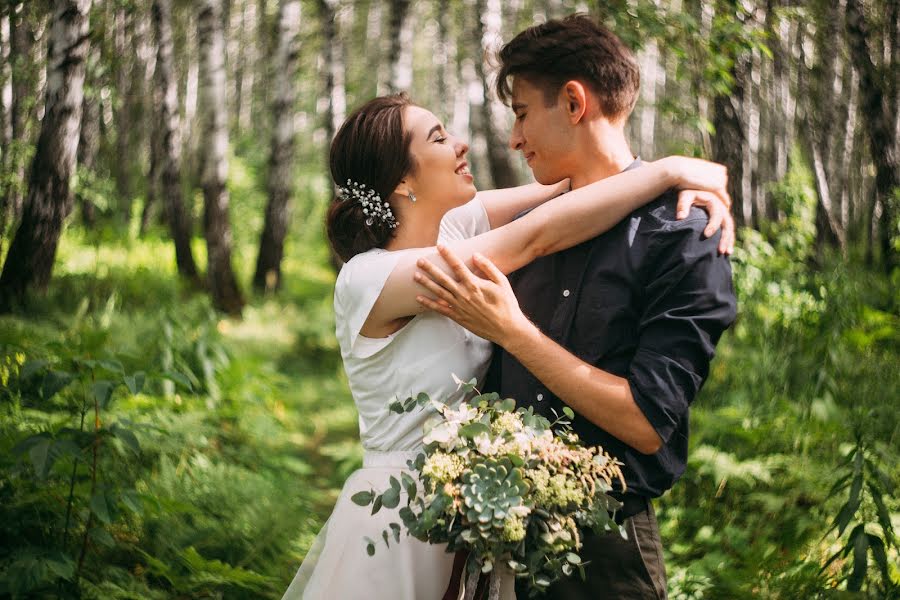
[[351, 377, 628, 597]]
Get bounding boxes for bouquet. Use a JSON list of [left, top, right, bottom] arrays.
[[352, 376, 627, 598]]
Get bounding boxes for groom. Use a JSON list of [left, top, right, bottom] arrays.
[[427, 14, 737, 599]]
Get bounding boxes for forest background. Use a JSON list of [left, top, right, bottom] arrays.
[[0, 0, 897, 598]]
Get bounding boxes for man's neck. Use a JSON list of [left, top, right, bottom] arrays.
[[568, 125, 635, 190]]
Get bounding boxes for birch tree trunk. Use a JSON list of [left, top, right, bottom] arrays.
[[1, 6, 40, 234], [387, 0, 412, 92], [76, 75, 99, 227], [0, 0, 92, 311], [153, 0, 200, 284], [473, 0, 518, 189], [253, 0, 301, 292], [845, 0, 899, 272], [318, 0, 345, 145], [198, 0, 244, 315], [0, 10, 10, 157]]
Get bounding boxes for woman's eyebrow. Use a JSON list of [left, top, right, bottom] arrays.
[[426, 123, 442, 140]]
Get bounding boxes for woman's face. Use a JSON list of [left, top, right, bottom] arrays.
[[401, 106, 476, 213]]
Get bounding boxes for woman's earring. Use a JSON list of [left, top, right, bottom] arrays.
[[408, 191, 416, 203]]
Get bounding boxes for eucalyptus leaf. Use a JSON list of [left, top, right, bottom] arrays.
[[372, 495, 383, 515], [562, 406, 575, 419], [381, 486, 401, 509], [351, 491, 374, 506]]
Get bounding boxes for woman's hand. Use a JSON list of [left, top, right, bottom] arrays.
[[657, 156, 735, 255], [414, 245, 534, 346]]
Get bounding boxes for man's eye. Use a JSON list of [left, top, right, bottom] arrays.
[[515, 113, 526, 121]]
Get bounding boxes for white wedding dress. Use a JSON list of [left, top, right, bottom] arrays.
[[282, 197, 516, 599]]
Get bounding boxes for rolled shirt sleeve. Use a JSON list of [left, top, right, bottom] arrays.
[[628, 214, 738, 445]]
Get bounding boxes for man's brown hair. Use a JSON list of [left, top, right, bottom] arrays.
[[496, 14, 640, 121]]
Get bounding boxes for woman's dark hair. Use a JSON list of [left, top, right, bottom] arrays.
[[495, 14, 640, 121], [326, 93, 416, 262]]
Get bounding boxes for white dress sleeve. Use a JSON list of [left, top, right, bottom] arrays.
[[334, 249, 406, 359], [438, 195, 491, 242]]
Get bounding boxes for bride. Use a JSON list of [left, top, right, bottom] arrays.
[[281, 93, 730, 599]]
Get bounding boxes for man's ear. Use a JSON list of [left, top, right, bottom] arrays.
[[561, 81, 588, 124]]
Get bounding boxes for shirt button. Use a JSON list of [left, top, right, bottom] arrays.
[[562, 289, 570, 297], [536, 393, 544, 401]]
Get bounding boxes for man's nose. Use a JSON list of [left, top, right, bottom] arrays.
[[508, 125, 523, 151]]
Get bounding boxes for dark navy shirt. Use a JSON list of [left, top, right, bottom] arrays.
[[487, 159, 738, 498]]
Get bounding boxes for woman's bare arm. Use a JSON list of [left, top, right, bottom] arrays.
[[476, 179, 570, 229], [360, 157, 727, 337]]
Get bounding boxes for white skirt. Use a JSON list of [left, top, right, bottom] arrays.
[[282, 450, 457, 600]]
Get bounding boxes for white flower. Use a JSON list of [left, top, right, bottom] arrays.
[[444, 402, 479, 425], [423, 421, 462, 450], [473, 432, 504, 456]]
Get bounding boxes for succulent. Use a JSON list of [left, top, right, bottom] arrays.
[[460, 457, 529, 537]]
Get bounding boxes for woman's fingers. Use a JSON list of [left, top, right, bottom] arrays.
[[701, 195, 725, 238], [676, 190, 696, 219]]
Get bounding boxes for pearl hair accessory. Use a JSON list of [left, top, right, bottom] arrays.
[[337, 179, 398, 229]]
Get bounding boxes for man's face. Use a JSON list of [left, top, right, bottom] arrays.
[[508, 77, 574, 184]]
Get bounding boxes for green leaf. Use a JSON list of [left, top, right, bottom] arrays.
[[562, 407, 575, 420], [19, 359, 49, 380], [364, 536, 376, 556], [459, 422, 490, 439], [372, 495, 383, 515], [110, 423, 141, 453], [382, 486, 401, 509], [28, 437, 53, 479], [89, 526, 116, 548], [390, 522, 401, 543], [382, 529, 390, 547], [120, 489, 143, 515], [123, 371, 146, 395], [416, 392, 430, 406], [389, 400, 405, 414], [389, 475, 401, 492], [832, 473, 863, 537], [44, 551, 76, 580], [401, 472, 417, 499], [867, 534, 889, 582], [498, 397, 516, 412], [847, 524, 869, 591], [566, 552, 581, 564], [92, 381, 115, 409], [98, 359, 124, 374], [867, 482, 894, 536], [41, 370, 74, 400], [90, 492, 113, 524], [160, 369, 192, 391], [351, 491, 374, 506]]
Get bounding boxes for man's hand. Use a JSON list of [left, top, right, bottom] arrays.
[[414, 245, 534, 345]]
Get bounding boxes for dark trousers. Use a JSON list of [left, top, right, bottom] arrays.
[[514, 501, 668, 599]]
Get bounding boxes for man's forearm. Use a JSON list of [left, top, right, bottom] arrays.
[[501, 322, 663, 455]]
